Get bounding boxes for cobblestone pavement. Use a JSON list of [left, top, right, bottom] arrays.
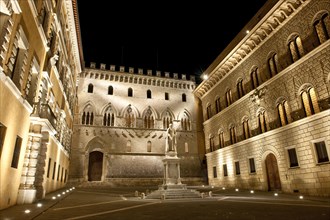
[[1, 186, 330, 220]]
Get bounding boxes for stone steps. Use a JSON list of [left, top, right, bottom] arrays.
[[146, 188, 201, 199]]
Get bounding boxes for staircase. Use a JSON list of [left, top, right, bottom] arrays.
[[146, 184, 201, 199]]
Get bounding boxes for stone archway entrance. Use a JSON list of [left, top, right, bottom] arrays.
[[265, 153, 281, 191], [88, 151, 103, 181]]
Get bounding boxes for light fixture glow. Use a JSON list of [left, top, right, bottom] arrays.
[[203, 74, 208, 80], [299, 195, 304, 199], [62, 192, 65, 194], [52, 196, 56, 200], [24, 209, 31, 214], [222, 187, 226, 190], [57, 194, 61, 197], [235, 188, 239, 192], [274, 193, 278, 196], [250, 190, 254, 194], [246, 30, 250, 34], [66, 190, 69, 192], [37, 203, 42, 207]]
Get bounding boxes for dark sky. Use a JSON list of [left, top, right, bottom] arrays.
[[77, 1, 269, 80]]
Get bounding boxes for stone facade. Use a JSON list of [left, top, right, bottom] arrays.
[[69, 63, 206, 186], [194, 0, 330, 196], [0, 0, 82, 209]]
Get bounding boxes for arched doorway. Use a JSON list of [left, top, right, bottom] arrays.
[[265, 153, 281, 191], [88, 151, 103, 181]]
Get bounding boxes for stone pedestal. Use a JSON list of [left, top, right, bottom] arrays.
[[162, 151, 182, 186], [146, 150, 201, 199]]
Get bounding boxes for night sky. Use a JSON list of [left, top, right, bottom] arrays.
[[77, 1, 269, 81]]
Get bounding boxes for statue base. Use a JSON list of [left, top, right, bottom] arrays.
[[163, 153, 181, 185], [145, 150, 201, 199]]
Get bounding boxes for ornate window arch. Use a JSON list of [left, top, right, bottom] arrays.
[[162, 109, 174, 129], [229, 123, 237, 144], [256, 107, 267, 134], [103, 104, 115, 127], [250, 66, 260, 89], [313, 11, 330, 44], [215, 96, 221, 113], [143, 106, 155, 129], [218, 129, 225, 149], [209, 133, 215, 152], [299, 84, 320, 117], [241, 116, 250, 140], [276, 97, 291, 126], [180, 110, 191, 131], [236, 78, 244, 99], [267, 51, 279, 77], [225, 88, 233, 106], [288, 33, 305, 63], [82, 104, 95, 125], [206, 103, 212, 119]]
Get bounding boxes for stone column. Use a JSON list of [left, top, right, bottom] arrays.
[[177, 163, 181, 184], [34, 132, 50, 199]]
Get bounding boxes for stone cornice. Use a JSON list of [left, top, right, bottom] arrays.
[[64, 0, 82, 73], [194, 0, 308, 99]]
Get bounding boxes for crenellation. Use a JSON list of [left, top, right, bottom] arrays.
[[87, 62, 195, 82]]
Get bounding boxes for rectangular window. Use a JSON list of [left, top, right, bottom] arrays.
[[0, 123, 7, 158], [52, 162, 56, 180], [213, 166, 217, 178], [209, 137, 214, 152], [249, 158, 256, 173], [206, 105, 212, 119], [315, 141, 329, 163], [165, 92, 169, 100], [223, 164, 228, 177], [185, 142, 189, 153], [215, 98, 221, 113], [47, 158, 52, 178], [11, 136, 22, 168], [288, 148, 299, 167], [57, 164, 61, 181], [235, 161, 240, 175], [64, 169, 67, 183], [61, 167, 64, 182]]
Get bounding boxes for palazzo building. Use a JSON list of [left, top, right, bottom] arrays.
[[69, 63, 206, 186], [1, 0, 330, 211], [0, 0, 82, 209], [194, 0, 330, 196]]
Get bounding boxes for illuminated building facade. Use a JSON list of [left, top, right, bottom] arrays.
[[194, 0, 330, 196], [69, 63, 206, 186], [0, 0, 82, 209]]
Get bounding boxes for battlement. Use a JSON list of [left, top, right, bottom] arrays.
[[88, 62, 195, 82]]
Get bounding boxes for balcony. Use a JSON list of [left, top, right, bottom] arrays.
[[39, 103, 57, 129]]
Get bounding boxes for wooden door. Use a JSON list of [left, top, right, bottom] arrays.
[[265, 153, 281, 191], [88, 151, 103, 181]]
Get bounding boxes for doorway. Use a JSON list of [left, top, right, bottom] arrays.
[[265, 153, 281, 191], [88, 151, 103, 181]]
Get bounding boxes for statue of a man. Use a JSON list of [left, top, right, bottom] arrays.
[[165, 123, 177, 153]]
